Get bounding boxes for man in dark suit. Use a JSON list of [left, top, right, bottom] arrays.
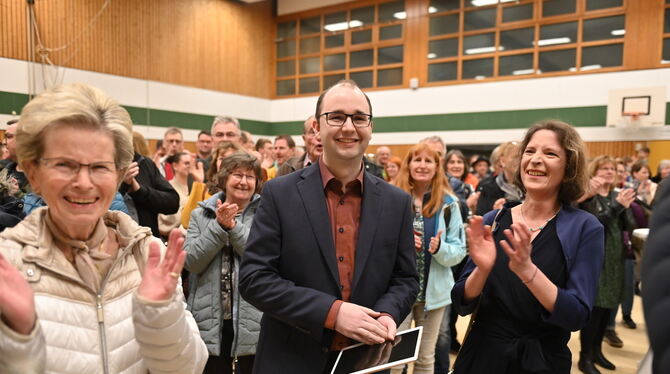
[[239, 80, 418, 374]]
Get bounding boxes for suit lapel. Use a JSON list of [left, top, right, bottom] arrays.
[[296, 164, 341, 287], [352, 173, 382, 291]]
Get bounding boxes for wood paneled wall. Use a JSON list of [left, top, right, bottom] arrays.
[[0, 0, 274, 98]]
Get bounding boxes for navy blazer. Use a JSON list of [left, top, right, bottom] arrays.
[[239, 162, 419, 374], [452, 203, 604, 331]]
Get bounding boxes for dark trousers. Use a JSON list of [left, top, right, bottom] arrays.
[[580, 306, 612, 355], [203, 319, 255, 374]]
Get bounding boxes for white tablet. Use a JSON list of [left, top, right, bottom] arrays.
[[330, 326, 423, 374]]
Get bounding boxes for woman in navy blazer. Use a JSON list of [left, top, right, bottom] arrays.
[[451, 120, 605, 374]]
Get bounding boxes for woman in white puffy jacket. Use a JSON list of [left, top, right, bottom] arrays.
[[0, 83, 207, 374]]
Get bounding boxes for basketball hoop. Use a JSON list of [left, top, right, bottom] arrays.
[[621, 111, 645, 129]]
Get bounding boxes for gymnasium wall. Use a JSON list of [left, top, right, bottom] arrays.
[[0, 0, 274, 98]]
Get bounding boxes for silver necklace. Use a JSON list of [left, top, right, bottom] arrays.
[[520, 204, 560, 232]]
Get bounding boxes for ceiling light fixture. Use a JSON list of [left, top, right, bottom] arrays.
[[324, 20, 363, 32], [464, 46, 504, 54], [512, 68, 535, 75], [536, 37, 571, 46]]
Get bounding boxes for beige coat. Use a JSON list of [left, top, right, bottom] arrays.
[[0, 208, 207, 374]]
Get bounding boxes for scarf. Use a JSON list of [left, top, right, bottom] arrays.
[[496, 172, 523, 202], [45, 212, 117, 291]]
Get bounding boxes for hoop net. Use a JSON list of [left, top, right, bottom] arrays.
[[614, 111, 645, 131]]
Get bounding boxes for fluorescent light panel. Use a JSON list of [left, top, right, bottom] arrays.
[[470, 0, 515, 6], [394, 11, 407, 19], [580, 64, 602, 71], [536, 37, 571, 46], [611, 29, 625, 36], [464, 46, 504, 55], [323, 20, 363, 32], [512, 69, 535, 75]]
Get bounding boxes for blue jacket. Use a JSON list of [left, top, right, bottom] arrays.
[[452, 203, 604, 331], [423, 193, 467, 311]]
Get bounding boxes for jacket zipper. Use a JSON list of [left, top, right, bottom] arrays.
[[95, 236, 143, 374], [96, 292, 110, 374]]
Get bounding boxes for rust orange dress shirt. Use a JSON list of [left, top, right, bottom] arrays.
[[319, 158, 364, 351]]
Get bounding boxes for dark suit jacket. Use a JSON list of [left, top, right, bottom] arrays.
[[239, 162, 418, 374], [643, 178, 670, 374]]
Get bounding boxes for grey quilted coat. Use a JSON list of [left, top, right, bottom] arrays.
[[184, 192, 262, 358]]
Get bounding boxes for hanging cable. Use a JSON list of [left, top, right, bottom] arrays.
[[27, 0, 111, 90]]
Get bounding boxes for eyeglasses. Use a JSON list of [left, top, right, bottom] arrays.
[[319, 112, 372, 128], [215, 131, 240, 138], [39, 157, 117, 180], [230, 172, 256, 182]]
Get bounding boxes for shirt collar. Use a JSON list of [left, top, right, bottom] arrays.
[[318, 157, 365, 192]]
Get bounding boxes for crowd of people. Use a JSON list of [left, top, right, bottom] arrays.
[[0, 81, 668, 374]]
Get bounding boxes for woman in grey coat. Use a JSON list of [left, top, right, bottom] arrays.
[[184, 152, 263, 374]]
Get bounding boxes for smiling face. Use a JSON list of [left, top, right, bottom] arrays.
[[224, 167, 257, 204], [163, 132, 183, 156], [171, 153, 191, 178], [196, 133, 213, 156], [409, 150, 437, 186], [315, 84, 373, 166], [385, 162, 399, 179], [273, 138, 294, 165], [303, 118, 323, 162], [633, 165, 650, 182], [594, 161, 616, 187], [446, 154, 466, 179], [376, 146, 391, 165], [519, 129, 566, 198], [473, 160, 490, 177], [24, 124, 119, 240], [213, 122, 241, 146]]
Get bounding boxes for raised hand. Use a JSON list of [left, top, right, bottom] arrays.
[[123, 161, 141, 191], [492, 198, 506, 211], [588, 176, 605, 197], [499, 222, 537, 282], [189, 153, 205, 183], [428, 229, 443, 254], [216, 200, 238, 230], [616, 188, 636, 208], [334, 302, 387, 345], [0, 253, 36, 335], [137, 229, 187, 302], [466, 216, 496, 273]]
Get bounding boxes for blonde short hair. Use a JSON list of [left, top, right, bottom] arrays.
[[17, 83, 134, 172]]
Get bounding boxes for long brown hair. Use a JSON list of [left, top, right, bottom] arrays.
[[394, 143, 453, 218]]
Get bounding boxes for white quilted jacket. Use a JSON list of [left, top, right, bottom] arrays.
[[0, 208, 208, 374]]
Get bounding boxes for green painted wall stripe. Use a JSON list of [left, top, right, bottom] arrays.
[[1, 90, 668, 135], [0, 91, 29, 117], [372, 105, 607, 132]]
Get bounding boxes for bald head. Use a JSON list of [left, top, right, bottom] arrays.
[[376, 146, 391, 166]]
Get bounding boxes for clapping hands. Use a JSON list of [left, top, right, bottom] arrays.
[[137, 229, 187, 302], [466, 216, 496, 274], [216, 200, 238, 230], [0, 253, 36, 335]]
